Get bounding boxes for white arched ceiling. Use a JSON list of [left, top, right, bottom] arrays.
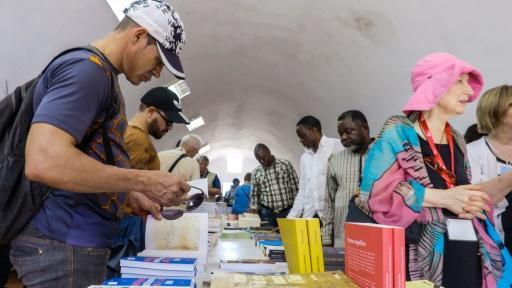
[[2, 0, 512, 184]]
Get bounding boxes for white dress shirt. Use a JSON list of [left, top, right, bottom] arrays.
[[288, 135, 344, 219]]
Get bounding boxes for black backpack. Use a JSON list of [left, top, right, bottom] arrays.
[[0, 46, 118, 244]]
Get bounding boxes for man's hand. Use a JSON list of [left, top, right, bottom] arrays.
[[143, 172, 190, 206], [127, 191, 162, 220], [208, 188, 221, 198]]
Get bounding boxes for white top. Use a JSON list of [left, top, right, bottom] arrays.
[[158, 147, 200, 181], [287, 135, 344, 219], [467, 137, 512, 240]]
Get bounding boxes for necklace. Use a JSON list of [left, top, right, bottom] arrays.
[[486, 137, 512, 166]]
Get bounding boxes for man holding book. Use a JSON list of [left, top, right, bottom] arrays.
[[321, 110, 372, 247]]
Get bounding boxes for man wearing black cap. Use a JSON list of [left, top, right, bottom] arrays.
[[125, 87, 189, 171], [107, 87, 189, 277]]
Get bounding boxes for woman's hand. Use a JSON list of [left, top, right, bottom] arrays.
[[445, 185, 490, 220], [425, 185, 490, 220]]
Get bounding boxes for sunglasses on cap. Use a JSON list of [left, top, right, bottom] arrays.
[[161, 186, 205, 220]]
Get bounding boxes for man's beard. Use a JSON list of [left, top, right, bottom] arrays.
[[148, 120, 164, 139], [345, 142, 363, 153]]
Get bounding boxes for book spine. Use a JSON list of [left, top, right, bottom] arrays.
[[383, 228, 393, 288], [393, 227, 406, 288], [298, 220, 312, 273], [306, 219, 324, 272]]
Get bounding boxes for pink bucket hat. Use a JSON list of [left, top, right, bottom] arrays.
[[402, 52, 484, 114]]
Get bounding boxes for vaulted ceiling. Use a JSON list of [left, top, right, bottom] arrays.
[[2, 0, 512, 185]]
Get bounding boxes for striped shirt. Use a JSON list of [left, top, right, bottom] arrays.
[[251, 158, 299, 211], [321, 149, 367, 247]]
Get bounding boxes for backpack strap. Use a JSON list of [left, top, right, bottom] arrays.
[[78, 46, 118, 165], [44, 46, 119, 165], [168, 153, 188, 173]]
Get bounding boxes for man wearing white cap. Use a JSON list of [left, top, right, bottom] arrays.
[[10, 1, 191, 287]]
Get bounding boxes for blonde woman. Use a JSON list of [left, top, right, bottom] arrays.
[[468, 85, 512, 252]]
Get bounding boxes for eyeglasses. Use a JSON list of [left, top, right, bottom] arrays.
[[155, 109, 173, 127], [423, 156, 456, 185], [161, 186, 205, 220]]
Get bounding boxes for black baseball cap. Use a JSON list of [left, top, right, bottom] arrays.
[[141, 87, 189, 124]]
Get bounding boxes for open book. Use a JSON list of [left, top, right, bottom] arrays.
[[138, 213, 208, 271]]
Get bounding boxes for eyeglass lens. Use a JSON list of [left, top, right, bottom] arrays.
[[161, 186, 205, 220]]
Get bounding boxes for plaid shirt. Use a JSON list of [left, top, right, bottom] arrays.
[[251, 158, 299, 211]]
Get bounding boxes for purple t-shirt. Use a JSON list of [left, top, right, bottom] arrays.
[[30, 49, 130, 248]]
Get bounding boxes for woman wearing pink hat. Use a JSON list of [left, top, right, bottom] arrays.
[[357, 53, 505, 287]]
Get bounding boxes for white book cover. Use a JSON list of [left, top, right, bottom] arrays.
[[140, 213, 208, 269]]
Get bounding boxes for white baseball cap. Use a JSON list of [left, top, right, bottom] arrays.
[[124, 0, 187, 79]]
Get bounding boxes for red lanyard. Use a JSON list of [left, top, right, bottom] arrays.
[[418, 113, 455, 188]]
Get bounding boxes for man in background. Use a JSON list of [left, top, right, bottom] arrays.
[[125, 87, 189, 171], [198, 156, 222, 201], [224, 178, 240, 207], [288, 116, 343, 219], [251, 143, 299, 227], [232, 173, 252, 215], [159, 134, 202, 181], [321, 110, 372, 247]]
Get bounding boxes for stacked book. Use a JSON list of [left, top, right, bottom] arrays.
[[219, 258, 278, 274], [220, 229, 252, 240], [210, 271, 358, 287], [92, 277, 194, 288], [208, 232, 220, 250], [344, 222, 406, 288], [237, 213, 261, 228], [322, 247, 344, 271], [208, 216, 221, 233], [277, 218, 324, 273], [256, 239, 286, 262], [119, 256, 197, 284]]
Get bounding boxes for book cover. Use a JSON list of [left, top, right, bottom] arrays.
[[256, 239, 283, 247], [393, 227, 406, 288], [101, 278, 193, 288], [267, 250, 286, 262], [322, 247, 344, 266], [277, 218, 311, 273], [120, 266, 196, 277], [306, 218, 324, 272], [210, 271, 358, 287], [344, 222, 394, 288], [405, 280, 436, 287], [120, 257, 196, 271], [120, 274, 193, 280]]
